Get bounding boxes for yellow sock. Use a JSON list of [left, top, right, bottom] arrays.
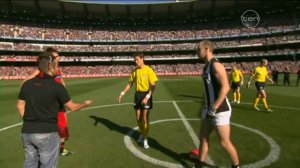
[[137, 120, 144, 134], [233, 92, 237, 101], [262, 98, 269, 109], [238, 92, 241, 102], [254, 98, 260, 107], [143, 121, 149, 139]]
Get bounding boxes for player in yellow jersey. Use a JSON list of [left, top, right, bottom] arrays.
[[230, 65, 243, 104], [247, 59, 274, 112], [117, 53, 158, 149]]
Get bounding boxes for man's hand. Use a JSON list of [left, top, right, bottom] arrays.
[[84, 100, 93, 106], [141, 98, 148, 105], [141, 94, 151, 105], [117, 91, 125, 103], [207, 108, 216, 118]]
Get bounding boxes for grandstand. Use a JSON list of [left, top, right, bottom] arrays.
[[1, 0, 300, 168]]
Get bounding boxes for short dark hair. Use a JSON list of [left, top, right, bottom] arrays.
[[37, 52, 56, 73], [133, 53, 144, 59], [200, 40, 214, 52], [261, 59, 267, 65]]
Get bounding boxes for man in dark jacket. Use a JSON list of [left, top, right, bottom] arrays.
[[16, 52, 92, 168]]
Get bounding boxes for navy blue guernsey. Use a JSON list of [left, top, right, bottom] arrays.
[[203, 58, 230, 113]]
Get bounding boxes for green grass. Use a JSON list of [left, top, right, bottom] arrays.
[[0, 75, 300, 168]]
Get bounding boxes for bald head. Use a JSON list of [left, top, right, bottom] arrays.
[[197, 40, 214, 61], [199, 40, 214, 53]]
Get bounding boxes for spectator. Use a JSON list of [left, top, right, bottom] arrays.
[[272, 67, 279, 85], [283, 67, 291, 86], [16, 52, 92, 168]]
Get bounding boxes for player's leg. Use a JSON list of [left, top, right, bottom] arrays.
[[216, 125, 240, 167], [253, 82, 261, 110], [141, 95, 152, 148], [198, 119, 214, 163], [236, 86, 241, 103], [135, 109, 144, 143], [141, 109, 150, 148], [134, 92, 145, 142], [260, 90, 272, 111], [142, 109, 150, 139], [231, 83, 237, 103], [58, 112, 72, 156], [253, 91, 261, 110]]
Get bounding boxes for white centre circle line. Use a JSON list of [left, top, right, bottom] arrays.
[[124, 118, 280, 168]]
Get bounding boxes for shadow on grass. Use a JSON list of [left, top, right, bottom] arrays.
[[89, 115, 193, 168], [178, 94, 203, 100]]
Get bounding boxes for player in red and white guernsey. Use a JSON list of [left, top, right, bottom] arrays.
[[22, 47, 72, 156]]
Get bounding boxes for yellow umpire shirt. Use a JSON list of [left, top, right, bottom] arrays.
[[129, 65, 158, 92], [231, 69, 243, 82], [252, 66, 269, 82]]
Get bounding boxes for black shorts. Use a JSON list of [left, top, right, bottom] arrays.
[[231, 82, 241, 90], [255, 82, 265, 91], [134, 91, 153, 110]]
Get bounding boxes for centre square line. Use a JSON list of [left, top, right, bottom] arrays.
[[172, 101, 215, 165]]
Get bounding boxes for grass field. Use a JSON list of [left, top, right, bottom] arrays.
[[1, 75, 300, 168]]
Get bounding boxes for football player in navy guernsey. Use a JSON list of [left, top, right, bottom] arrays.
[[195, 40, 240, 168]]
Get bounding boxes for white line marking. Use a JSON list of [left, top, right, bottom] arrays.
[[1, 100, 280, 167], [172, 101, 215, 165], [0, 123, 23, 132], [124, 118, 281, 168], [230, 122, 281, 168], [124, 118, 186, 168], [0, 100, 193, 133], [238, 102, 300, 111]]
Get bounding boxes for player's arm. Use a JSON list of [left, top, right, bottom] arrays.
[[266, 73, 274, 84], [210, 62, 230, 115], [229, 72, 233, 84], [240, 71, 244, 85], [20, 69, 39, 87], [141, 81, 156, 105], [16, 99, 25, 118], [64, 100, 92, 112], [118, 82, 133, 103], [247, 70, 255, 88], [57, 84, 92, 112]]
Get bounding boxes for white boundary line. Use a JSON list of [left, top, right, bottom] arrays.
[[124, 118, 281, 168], [1, 99, 300, 132], [238, 102, 300, 111], [172, 101, 215, 165], [0, 100, 192, 132]]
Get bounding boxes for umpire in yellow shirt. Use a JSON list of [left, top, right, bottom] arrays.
[[230, 65, 243, 104], [247, 59, 274, 112], [118, 53, 158, 149]]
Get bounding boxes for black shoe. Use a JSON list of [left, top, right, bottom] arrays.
[[232, 164, 240, 168], [194, 161, 216, 168]]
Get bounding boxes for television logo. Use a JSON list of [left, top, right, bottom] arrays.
[[241, 10, 260, 28]]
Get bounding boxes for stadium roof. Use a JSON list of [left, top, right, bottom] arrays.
[[0, 0, 299, 20]]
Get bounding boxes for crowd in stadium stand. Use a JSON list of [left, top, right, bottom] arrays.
[[1, 61, 299, 80], [0, 34, 299, 52], [1, 48, 299, 63], [0, 22, 299, 41]]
